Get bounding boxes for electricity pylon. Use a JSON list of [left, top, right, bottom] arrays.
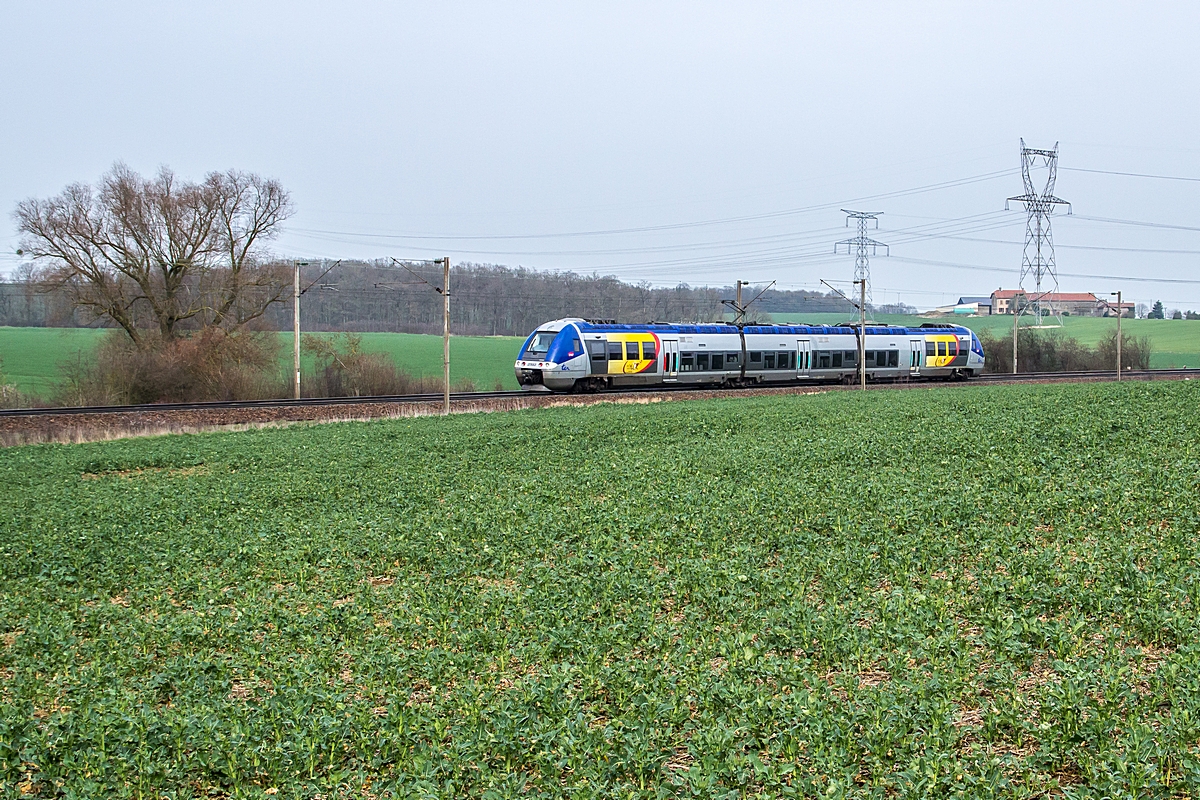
[[1006, 139, 1071, 327], [835, 210, 888, 307]]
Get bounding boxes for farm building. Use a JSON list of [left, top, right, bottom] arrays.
[[926, 296, 992, 316], [1097, 298, 1136, 318]]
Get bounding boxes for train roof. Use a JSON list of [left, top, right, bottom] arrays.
[[563, 319, 973, 337]]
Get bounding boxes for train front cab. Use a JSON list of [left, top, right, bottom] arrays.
[[515, 323, 588, 391]]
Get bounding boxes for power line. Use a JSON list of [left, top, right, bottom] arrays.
[[1070, 214, 1200, 233], [287, 225, 851, 258], [896, 231, 1200, 255], [285, 169, 1017, 242], [290, 212, 1015, 259], [1062, 166, 1200, 183], [890, 255, 1200, 285]]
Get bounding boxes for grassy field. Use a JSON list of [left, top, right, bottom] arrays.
[[770, 313, 1200, 369], [0, 328, 527, 399], [0, 327, 108, 398], [347, 332, 525, 392], [3, 381, 1200, 797]]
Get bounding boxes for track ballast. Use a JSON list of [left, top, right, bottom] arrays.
[[2, 368, 1197, 418]]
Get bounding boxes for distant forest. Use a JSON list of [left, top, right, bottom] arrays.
[[0, 260, 912, 336]]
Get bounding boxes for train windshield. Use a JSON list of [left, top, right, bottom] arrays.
[[525, 331, 559, 357]]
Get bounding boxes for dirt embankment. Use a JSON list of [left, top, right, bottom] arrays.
[[0, 386, 831, 447]]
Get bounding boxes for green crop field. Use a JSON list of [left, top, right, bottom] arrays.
[[0, 328, 526, 400], [4, 382, 1200, 797], [770, 313, 1200, 369], [0, 327, 109, 398]]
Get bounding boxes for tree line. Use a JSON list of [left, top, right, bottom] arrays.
[[1, 257, 880, 337]]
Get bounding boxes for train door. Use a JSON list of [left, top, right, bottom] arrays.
[[662, 339, 679, 382], [909, 339, 923, 375], [796, 339, 811, 376]]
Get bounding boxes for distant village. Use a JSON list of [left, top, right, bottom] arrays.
[[929, 289, 1136, 318]]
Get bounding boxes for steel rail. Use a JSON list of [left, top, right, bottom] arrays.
[[2, 368, 1197, 418]]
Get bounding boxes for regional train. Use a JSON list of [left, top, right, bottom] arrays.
[[515, 318, 985, 392]]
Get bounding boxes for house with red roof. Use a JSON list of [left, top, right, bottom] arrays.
[[989, 289, 1108, 317]]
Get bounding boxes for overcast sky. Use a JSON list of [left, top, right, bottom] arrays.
[[3, 1, 1200, 310]]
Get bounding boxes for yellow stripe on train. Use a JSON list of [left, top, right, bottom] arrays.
[[604, 332, 660, 375], [925, 334, 962, 368]]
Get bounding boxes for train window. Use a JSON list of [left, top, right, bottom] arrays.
[[608, 342, 623, 360], [948, 340, 957, 356], [697, 353, 709, 370], [888, 350, 899, 367], [726, 352, 740, 366], [832, 352, 843, 368], [937, 342, 946, 357], [764, 353, 776, 369], [526, 331, 557, 356], [778, 352, 791, 369], [864, 350, 874, 363], [712, 354, 724, 370], [877, 351, 889, 367], [818, 351, 831, 369], [588, 341, 606, 360], [749, 351, 761, 363], [680, 353, 695, 371], [644, 341, 657, 360], [926, 341, 936, 356], [627, 342, 639, 360], [844, 350, 857, 366]]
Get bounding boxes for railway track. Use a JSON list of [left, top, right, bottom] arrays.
[[0, 389, 530, 418], [2, 368, 1197, 419], [974, 367, 1200, 383]]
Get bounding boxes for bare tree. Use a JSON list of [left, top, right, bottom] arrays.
[[14, 163, 293, 348]]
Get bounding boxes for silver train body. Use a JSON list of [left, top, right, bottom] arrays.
[[515, 318, 985, 392]]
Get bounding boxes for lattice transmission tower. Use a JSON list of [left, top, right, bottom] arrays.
[[1006, 139, 1071, 326], [834, 210, 888, 307]]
